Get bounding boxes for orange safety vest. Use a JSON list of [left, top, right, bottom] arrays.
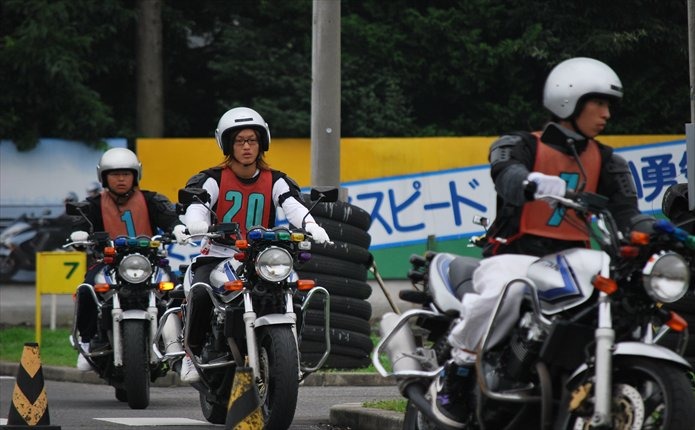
[[517, 133, 601, 242], [101, 189, 153, 237], [216, 168, 273, 237]]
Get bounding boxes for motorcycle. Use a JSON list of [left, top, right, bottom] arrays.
[[374, 141, 695, 428], [65, 201, 176, 409], [0, 210, 74, 282], [153, 187, 334, 429]]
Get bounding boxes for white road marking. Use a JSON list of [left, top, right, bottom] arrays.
[[95, 417, 212, 426]]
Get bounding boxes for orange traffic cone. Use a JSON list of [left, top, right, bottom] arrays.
[[1, 342, 60, 429], [224, 367, 262, 430]]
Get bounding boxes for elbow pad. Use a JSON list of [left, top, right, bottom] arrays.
[[604, 154, 638, 198], [489, 135, 523, 166]]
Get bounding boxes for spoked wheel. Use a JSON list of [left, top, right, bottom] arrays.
[[257, 326, 299, 430], [565, 357, 695, 429], [122, 320, 150, 409]]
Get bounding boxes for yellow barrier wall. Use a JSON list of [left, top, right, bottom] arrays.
[[138, 135, 684, 202]]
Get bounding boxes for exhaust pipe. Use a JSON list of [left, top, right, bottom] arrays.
[[379, 312, 423, 373]]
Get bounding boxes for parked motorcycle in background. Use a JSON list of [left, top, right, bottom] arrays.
[[0, 210, 74, 282], [65, 201, 176, 409], [375, 189, 695, 429], [154, 187, 334, 429]]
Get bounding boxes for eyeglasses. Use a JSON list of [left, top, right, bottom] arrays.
[[234, 137, 259, 146]]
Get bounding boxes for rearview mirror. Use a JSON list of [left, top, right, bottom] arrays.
[[310, 187, 339, 203], [66, 202, 90, 216], [178, 188, 210, 205]]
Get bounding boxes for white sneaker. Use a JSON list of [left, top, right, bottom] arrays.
[[180, 355, 200, 382], [76, 342, 92, 371]]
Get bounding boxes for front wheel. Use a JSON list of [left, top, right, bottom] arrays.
[[258, 326, 299, 430], [563, 357, 695, 429], [122, 320, 150, 409]]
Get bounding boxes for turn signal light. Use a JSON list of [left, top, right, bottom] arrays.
[[94, 283, 111, 293], [297, 279, 315, 291], [235, 240, 249, 249], [104, 247, 116, 257], [619, 246, 639, 258], [592, 275, 617, 294], [234, 252, 246, 261], [666, 311, 688, 332], [103, 256, 114, 264], [224, 280, 244, 291], [158, 281, 175, 291], [629, 231, 650, 245]]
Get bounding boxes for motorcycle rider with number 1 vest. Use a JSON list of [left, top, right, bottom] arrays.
[[69, 147, 189, 371]]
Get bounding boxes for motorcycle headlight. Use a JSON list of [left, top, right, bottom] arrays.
[[255, 246, 293, 282], [118, 254, 153, 284], [642, 252, 689, 303]]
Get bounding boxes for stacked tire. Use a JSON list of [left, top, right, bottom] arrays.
[[295, 194, 374, 369]]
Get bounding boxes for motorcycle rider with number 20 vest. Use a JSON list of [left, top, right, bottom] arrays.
[[173, 106, 331, 382]]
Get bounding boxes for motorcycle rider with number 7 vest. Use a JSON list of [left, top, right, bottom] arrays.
[[433, 58, 655, 428], [69, 147, 189, 371], [172, 106, 331, 383]]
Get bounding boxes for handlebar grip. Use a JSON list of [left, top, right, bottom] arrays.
[[522, 180, 537, 201]]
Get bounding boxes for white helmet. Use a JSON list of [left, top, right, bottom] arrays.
[[214, 107, 271, 156], [543, 57, 623, 119], [96, 148, 142, 186]]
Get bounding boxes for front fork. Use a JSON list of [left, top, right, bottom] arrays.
[[591, 292, 614, 427], [111, 291, 159, 367], [71, 285, 159, 366]]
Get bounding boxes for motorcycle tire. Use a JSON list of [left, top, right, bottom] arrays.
[[115, 388, 128, 402], [311, 217, 372, 249], [294, 272, 372, 300], [561, 356, 695, 429], [122, 320, 150, 409], [0, 254, 19, 283], [300, 324, 374, 354], [297, 293, 372, 321], [258, 326, 300, 430], [199, 391, 227, 424], [303, 309, 371, 335], [300, 352, 371, 369], [297, 254, 369, 282], [299, 193, 372, 230], [307, 240, 373, 265]]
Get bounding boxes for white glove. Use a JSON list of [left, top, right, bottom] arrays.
[[527, 172, 566, 198], [70, 230, 89, 242], [187, 221, 210, 236], [172, 224, 190, 245], [305, 222, 331, 244]]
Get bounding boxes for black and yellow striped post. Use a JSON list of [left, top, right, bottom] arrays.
[[224, 367, 263, 430], [2, 342, 60, 429]]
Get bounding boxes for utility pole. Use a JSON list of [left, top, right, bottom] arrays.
[[310, 0, 341, 190], [687, 0, 695, 209], [136, 0, 163, 137]]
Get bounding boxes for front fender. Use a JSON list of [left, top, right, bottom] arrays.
[[255, 313, 296, 327], [568, 341, 692, 385], [120, 309, 150, 320]]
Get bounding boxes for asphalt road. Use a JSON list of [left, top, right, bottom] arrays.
[[0, 277, 418, 327], [0, 375, 401, 429]]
